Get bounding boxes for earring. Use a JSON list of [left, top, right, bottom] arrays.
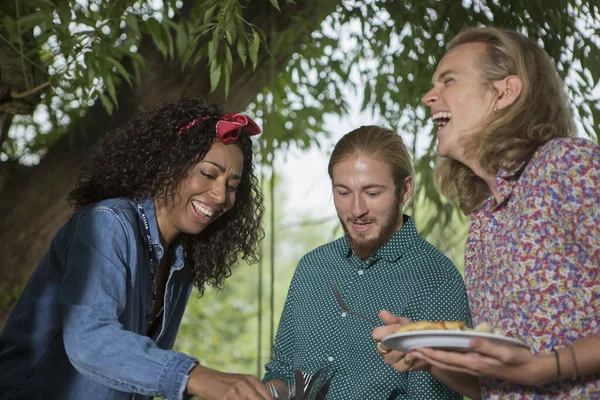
[[494, 106, 498, 112]]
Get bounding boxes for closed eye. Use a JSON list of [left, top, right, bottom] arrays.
[[367, 192, 381, 197], [201, 171, 215, 180]]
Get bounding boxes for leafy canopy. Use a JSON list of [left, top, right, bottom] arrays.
[[1, 0, 598, 178]]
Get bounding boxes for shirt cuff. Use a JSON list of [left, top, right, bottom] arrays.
[[158, 351, 198, 400]]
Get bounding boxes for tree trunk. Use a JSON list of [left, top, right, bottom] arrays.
[[0, 0, 340, 326]]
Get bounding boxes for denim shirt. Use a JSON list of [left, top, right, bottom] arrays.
[[0, 198, 197, 400]]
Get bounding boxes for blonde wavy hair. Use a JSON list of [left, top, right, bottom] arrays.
[[328, 125, 415, 206], [434, 27, 575, 214]]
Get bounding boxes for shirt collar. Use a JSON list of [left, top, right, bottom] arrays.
[[137, 198, 186, 269], [491, 160, 527, 209], [341, 215, 419, 266]]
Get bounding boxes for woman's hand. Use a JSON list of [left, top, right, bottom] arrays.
[[410, 337, 553, 386], [187, 365, 274, 399], [372, 310, 431, 372]]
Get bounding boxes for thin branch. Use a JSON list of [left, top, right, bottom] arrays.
[[0, 34, 47, 73], [10, 81, 51, 98]]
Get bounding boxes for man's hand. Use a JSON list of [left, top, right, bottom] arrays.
[[372, 310, 430, 372], [187, 365, 274, 400]]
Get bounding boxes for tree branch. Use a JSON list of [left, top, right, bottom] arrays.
[[10, 81, 51, 99]]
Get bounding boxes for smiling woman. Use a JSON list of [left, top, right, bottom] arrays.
[[373, 27, 600, 400], [0, 97, 271, 400]]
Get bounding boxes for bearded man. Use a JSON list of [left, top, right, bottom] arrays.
[[263, 126, 471, 399]]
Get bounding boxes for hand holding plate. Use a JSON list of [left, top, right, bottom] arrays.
[[372, 310, 430, 372], [410, 337, 547, 385]]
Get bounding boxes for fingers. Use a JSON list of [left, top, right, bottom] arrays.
[[469, 338, 532, 365], [372, 324, 400, 342], [407, 358, 429, 372], [380, 350, 429, 373], [410, 350, 477, 376], [372, 310, 412, 342], [379, 309, 412, 325], [376, 341, 391, 355], [223, 375, 274, 400]]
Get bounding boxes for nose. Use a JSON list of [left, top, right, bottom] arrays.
[[209, 182, 227, 205], [350, 194, 367, 217], [421, 86, 438, 106]]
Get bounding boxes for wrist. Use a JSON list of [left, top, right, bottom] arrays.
[[187, 364, 211, 396], [529, 352, 558, 386]]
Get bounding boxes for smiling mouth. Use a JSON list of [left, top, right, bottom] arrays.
[[432, 111, 452, 127], [191, 200, 216, 219], [350, 219, 375, 233]]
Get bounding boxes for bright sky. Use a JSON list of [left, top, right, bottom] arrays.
[[276, 109, 379, 226]]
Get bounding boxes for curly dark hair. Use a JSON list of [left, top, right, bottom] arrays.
[[68, 97, 264, 294]]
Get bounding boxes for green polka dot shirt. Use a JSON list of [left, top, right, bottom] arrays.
[[264, 216, 471, 399]]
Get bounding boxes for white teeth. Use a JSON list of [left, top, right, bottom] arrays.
[[432, 111, 452, 126], [192, 201, 214, 217]]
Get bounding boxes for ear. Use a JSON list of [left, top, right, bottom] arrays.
[[400, 176, 414, 205], [494, 75, 522, 110]]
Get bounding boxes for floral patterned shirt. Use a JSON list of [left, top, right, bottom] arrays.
[[465, 137, 600, 399]]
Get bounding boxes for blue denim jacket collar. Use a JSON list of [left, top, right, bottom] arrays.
[[138, 198, 185, 270]]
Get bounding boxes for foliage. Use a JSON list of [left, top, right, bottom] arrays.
[[0, 0, 271, 161], [3, 0, 598, 227]]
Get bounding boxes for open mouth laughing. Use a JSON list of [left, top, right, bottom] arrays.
[[191, 200, 218, 222], [432, 111, 452, 127]]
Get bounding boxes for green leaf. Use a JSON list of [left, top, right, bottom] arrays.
[[225, 46, 233, 72], [249, 29, 260, 70], [106, 57, 131, 85], [84, 52, 95, 81], [57, 1, 71, 24], [2, 16, 17, 40], [204, 3, 219, 25], [175, 25, 188, 61], [225, 29, 233, 45], [269, 0, 281, 11], [15, 13, 49, 33], [104, 74, 118, 106], [161, 19, 175, 59], [146, 18, 168, 58], [208, 28, 219, 62], [223, 63, 230, 99], [125, 13, 140, 38], [129, 52, 147, 84], [99, 93, 114, 115], [210, 59, 222, 92], [182, 34, 201, 67], [237, 37, 247, 67]]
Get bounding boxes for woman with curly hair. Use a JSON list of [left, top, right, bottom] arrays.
[[0, 97, 271, 400], [373, 28, 600, 398]]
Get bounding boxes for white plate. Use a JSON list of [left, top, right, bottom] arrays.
[[381, 330, 530, 353]]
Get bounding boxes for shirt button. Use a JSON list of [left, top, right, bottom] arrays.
[[341, 312, 347, 317], [327, 356, 334, 362], [357, 270, 364, 275]]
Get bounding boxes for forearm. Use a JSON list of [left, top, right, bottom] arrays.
[[541, 334, 600, 383], [64, 324, 197, 399], [429, 368, 481, 400]]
